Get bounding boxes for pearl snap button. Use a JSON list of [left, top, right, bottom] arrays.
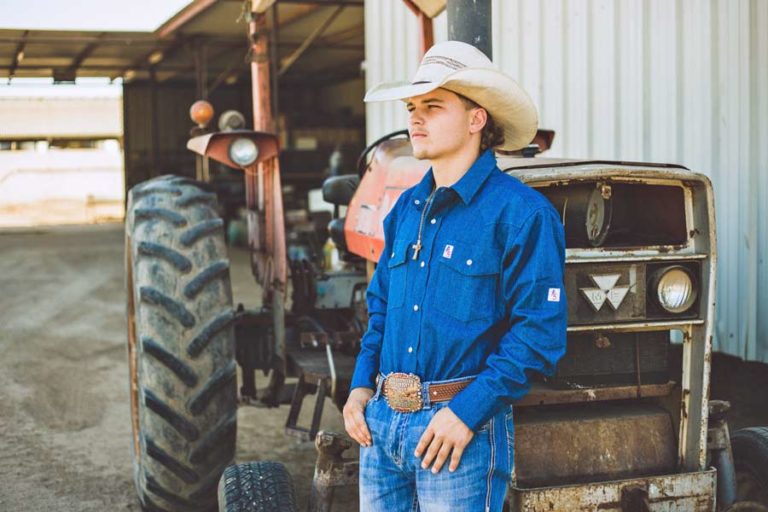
[[408, 347, 413, 353], [413, 304, 419, 311], [466, 259, 473, 266], [414, 199, 420, 205], [430, 218, 436, 224], [420, 261, 425, 268], [391, 252, 395, 258]]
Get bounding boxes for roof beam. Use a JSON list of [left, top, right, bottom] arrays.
[[112, 36, 189, 81], [8, 30, 29, 81], [279, 4, 344, 76], [0, 35, 248, 48], [316, 23, 363, 44], [155, 0, 219, 40], [0, 64, 191, 73], [154, 41, 242, 83], [263, 0, 362, 5], [67, 32, 105, 74]]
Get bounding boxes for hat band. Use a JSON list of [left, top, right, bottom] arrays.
[[422, 55, 467, 70]]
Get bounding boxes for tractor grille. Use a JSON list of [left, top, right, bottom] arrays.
[[566, 261, 701, 325]]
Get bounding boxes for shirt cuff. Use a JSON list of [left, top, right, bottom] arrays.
[[447, 384, 499, 432], [350, 359, 377, 390]]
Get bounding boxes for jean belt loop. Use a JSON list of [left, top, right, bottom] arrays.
[[373, 373, 385, 400], [422, 380, 431, 408]]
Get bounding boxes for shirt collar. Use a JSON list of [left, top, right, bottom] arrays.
[[450, 149, 497, 205], [411, 149, 498, 207]]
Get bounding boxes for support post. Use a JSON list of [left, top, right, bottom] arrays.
[[446, 0, 492, 58]]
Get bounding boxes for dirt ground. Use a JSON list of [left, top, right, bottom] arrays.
[[0, 223, 356, 512], [0, 223, 766, 511]]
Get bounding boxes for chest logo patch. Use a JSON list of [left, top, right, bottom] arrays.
[[548, 288, 561, 302], [442, 244, 454, 259]]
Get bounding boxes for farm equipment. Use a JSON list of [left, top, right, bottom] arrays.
[[125, 0, 768, 510]]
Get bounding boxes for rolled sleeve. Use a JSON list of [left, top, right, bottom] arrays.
[[448, 206, 568, 431], [350, 198, 403, 390]]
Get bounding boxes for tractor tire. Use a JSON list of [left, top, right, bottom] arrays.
[[217, 461, 298, 512], [126, 175, 237, 511], [732, 427, 768, 506]]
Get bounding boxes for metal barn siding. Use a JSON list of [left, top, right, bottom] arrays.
[[363, 0, 768, 363]]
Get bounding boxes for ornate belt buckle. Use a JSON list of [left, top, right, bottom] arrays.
[[383, 373, 423, 412]]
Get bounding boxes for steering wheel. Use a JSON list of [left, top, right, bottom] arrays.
[[355, 129, 410, 177]]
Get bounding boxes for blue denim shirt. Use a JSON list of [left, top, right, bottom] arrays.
[[350, 149, 567, 431]]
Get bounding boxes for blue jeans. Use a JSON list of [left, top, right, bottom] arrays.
[[359, 387, 514, 512]]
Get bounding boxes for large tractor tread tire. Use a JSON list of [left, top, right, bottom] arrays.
[[217, 461, 298, 512], [732, 426, 768, 506], [127, 174, 237, 512]]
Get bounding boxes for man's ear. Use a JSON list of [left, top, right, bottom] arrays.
[[469, 107, 488, 135]]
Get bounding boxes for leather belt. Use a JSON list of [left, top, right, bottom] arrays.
[[379, 372, 474, 413]]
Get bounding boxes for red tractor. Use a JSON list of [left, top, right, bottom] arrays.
[[125, 1, 768, 510]]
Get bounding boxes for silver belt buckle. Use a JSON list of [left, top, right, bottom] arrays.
[[383, 373, 423, 412]]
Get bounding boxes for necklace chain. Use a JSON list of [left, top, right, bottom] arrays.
[[412, 186, 437, 260]]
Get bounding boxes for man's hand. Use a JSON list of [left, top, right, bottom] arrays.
[[343, 387, 374, 447], [414, 407, 474, 473]]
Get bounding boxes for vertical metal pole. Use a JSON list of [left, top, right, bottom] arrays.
[[269, 4, 280, 124], [149, 67, 159, 179], [249, 12, 274, 133], [401, 0, 434, 58], [193, 40, 208, 181], [249, 5, 286, 404], [447, 0, 492, 59]]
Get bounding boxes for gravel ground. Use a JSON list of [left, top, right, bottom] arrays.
[[0, 223, 766, 511]]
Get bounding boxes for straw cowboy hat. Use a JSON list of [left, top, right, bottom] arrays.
[[364, 40, 538, 151]]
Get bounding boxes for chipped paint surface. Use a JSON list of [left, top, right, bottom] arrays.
[[511, 469, 716, 511]]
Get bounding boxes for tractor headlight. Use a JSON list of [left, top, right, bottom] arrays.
[[228, 138, 258, 166], [654, 266, 697, 314]]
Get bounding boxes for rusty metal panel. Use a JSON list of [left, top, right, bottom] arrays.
[[514, 403, 676, 488], [551, 330, 669, 388], [510, 469, 716, 511]]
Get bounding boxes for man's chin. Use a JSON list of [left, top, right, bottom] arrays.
[[412, 145, 431, 160]]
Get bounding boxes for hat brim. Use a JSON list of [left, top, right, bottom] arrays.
[[364, 67, 538, 151]]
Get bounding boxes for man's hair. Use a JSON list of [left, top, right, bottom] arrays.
[[457, 94, 505, 152]]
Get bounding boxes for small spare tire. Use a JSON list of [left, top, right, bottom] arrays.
[[218, 461, 298, 512]]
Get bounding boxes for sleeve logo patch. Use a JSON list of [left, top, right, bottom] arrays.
[[442, 244, 454, 259], [548, 288, 561, 302]]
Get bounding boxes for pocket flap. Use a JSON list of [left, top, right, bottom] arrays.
[[386, 239, 410, 268], [437, 242, 499, 276]]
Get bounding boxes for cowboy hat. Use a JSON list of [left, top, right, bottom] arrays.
[[364, 40, 538, 151]]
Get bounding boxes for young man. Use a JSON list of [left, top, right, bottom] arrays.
[[343, 41, 567, 511]]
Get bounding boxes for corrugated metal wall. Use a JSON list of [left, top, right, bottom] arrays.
[[364, 0, 768, 363]]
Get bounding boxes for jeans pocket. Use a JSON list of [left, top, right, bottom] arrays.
[[475, 420, 491, 434]]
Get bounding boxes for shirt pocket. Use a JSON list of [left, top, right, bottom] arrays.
[[386, 238, 409, 309], [433, 242, 499, 322]]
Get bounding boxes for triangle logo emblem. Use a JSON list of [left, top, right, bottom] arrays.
[[580, 273, 630, 312]]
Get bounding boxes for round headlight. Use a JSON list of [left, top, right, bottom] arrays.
[[654, 266, 697, 313], [585, 185, 612, 247], [228, 138, 258, 166]]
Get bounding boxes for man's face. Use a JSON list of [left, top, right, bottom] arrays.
[[406, 88, 481, 161]]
